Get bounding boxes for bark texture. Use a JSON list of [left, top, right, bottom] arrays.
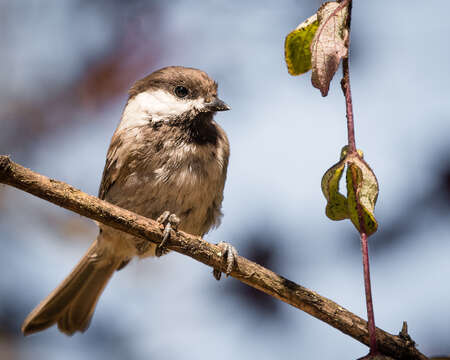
[[0, 155, 427, 360]]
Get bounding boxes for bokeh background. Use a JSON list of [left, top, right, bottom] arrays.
[[1, 1, 449, 359]]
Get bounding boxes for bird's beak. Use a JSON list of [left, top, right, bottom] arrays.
[[204, 97, 231, 112]]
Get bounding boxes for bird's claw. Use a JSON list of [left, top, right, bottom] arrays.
[[156, 211, 180, 257], [213, 242, 238, 280]]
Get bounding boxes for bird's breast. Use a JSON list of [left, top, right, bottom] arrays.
[[119, 138, 227, 236]]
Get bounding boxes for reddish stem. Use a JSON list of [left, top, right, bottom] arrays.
[[341, 0, 356, 154], [360, 232, 378, 354], [341, 1, 378, 356], [342, 59, 356, 154]]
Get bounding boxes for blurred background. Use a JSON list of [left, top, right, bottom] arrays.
[[0, 0, 449, 359]]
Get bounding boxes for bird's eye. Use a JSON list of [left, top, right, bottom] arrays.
[[174, 86, 189, 98]]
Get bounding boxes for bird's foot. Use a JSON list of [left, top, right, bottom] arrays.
[[156, 211, 180, 257], [213, 242, 238, 280]]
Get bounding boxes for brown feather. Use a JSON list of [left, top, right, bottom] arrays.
[[22, 241, 120, 336]]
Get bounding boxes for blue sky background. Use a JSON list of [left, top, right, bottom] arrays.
[[0, 1, 449, 359]]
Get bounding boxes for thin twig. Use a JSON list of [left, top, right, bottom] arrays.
[[361, 231, 378, 354], [341, 1, 379, 356], [0, 155, 427, 360], [341, 0, 356, 154]]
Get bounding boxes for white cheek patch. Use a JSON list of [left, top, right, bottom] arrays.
[[118, 90, 205, 131]]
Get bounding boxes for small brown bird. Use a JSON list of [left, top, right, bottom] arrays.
[[22, 66, 233, 335]]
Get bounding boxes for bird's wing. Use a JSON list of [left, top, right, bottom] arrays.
[[98, 133, 124, 200]]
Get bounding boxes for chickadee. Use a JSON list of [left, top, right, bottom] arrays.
[[22, 66, 233, 335]]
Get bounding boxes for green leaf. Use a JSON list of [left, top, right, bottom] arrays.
[[311, 1, 349, 96], [284, 14, 319, 76], [321, 152, 349, 221], [346, 157, 379, 236]]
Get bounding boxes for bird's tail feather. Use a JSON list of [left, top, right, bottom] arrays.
[[22, 240, 119, 336]]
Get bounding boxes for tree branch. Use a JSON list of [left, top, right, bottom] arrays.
[[0, 155, 427, 360]]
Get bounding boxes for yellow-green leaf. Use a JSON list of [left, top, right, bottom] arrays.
[[352, 156, 379, 216], [321, 157, 349, 220], [284, 14, 319, 76], [346, 158, 379, 236], [322, 146, 378, 235]]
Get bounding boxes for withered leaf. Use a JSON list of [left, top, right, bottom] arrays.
[[311, 1, 349, 96]]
